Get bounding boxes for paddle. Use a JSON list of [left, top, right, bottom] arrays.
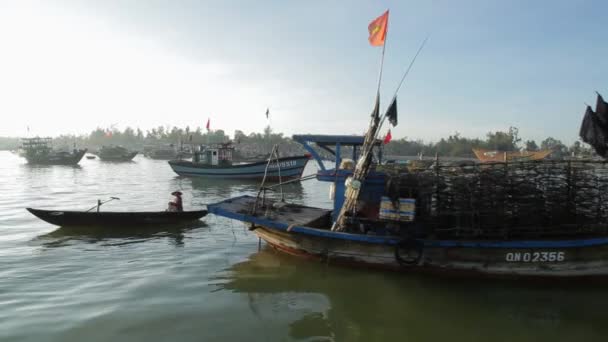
[[86, 197, 120, 212]]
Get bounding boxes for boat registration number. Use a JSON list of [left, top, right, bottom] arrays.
[[505, 251, 565, 262], [269, 160, 297, 169]]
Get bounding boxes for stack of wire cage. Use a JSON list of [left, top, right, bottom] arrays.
[[380, 159, 608, 240]]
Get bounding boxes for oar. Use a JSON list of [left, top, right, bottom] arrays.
[[86, 197, 120, 212]]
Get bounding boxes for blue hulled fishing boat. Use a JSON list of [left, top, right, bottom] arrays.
[[208, 134, 608, 279], [168, 143, 309, 180], [207, 9, 608, 279]]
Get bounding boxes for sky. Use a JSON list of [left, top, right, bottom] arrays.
[[0, 0, 606, 144]]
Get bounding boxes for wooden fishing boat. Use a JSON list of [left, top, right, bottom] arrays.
[[20, 137, 87, 165], [207, 11, 608, 280], [472, 148, 552, 163], [27, 208, 207, 227], [96, 145, 138, 161], [208, 135, 608, 279], [144, 145, 178, 159], [168, 143, 310, 180]]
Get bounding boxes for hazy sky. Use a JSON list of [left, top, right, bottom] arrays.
[[0, 0, 606, 144]]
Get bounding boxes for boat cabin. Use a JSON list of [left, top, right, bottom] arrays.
[[193, 143, 235, 166], [292, 135, 385, 221]]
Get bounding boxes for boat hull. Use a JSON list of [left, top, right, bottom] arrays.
[[27, 208, 207, 227], [98, 151, 138, 161], [253, 226, 608, 279], [168, 155, 309, 180], [24, 149, 87, 165], [207, 195, 608, 279]]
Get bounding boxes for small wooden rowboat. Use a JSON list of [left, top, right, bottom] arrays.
[[26, 208, 207, 227]]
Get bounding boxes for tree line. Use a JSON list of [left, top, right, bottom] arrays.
[[383, 127, 591, 159], [0, 125, 594, 159]]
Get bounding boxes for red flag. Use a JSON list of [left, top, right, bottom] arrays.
[[206, 118, 210, 131], [383, 129, 392, 144], [368, 10, 389, 46]]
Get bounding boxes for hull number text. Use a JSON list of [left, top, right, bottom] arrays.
[[269, 160, 297, 169], [505, 251, 565, 262]]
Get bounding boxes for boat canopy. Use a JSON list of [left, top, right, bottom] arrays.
[[292, 134, 382, 171]]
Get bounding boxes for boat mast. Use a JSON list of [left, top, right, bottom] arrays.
[[332, 10, 390, 232], [332, 25, 429, 232]]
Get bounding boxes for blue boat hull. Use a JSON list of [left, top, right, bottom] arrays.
[[168, 155, 309, 180], [208, 195, 608, 279]]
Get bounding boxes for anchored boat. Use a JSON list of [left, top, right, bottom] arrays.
[[207, 9, 608, 279], [168, 142, 310, 180], [208, 135, 608, 279], [144, 144, 178, 160], [472, 148, 552, 163], [96, 145, 138, 161], [20, 137, 87, 165]]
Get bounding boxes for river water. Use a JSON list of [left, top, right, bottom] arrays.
[[1, 150, 607, 341]]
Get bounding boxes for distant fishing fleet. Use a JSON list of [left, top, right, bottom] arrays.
[[15, 136, 311, 180], [19, 8, 608, 281]]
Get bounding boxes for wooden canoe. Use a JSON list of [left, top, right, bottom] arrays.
[[27, 208, 207, 227]]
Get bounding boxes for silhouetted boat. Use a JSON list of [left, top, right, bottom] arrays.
[[96, 145, 138, 161], [144, 145, 178, 159], [21, 137, 86, 165], [27, 208, 207, 227]]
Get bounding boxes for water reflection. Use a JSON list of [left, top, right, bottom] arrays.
[[176, 176, 306, 204], [215, 248, 608, 341], [34, 222, 207, 248], [21, 163, 83, 171]]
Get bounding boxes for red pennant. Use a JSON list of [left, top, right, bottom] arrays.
[[383, 129, 392, 144]]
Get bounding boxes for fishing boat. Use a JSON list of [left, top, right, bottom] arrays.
[[472, 148, 552, 163], [144, 144, 178, 159], [208, 134, 608, 279], [208, 9, 608, 279], [27, 208, 207, 227], [27, 197, 207, 227], [96, 145, 138, 161], [20, 137, 87, 165], [168, 142, 310, 180]]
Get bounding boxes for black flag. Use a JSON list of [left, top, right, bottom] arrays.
[[371, 94, 380, 120], [265, 108, 270, 119], [580, 105, 608, 157], [596, 93, 608, 124], [386, 97, 398, 126]]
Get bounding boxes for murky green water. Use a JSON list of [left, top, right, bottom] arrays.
[[1, 151, 607, 341]]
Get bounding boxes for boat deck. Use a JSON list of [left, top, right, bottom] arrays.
[[210, 195, 332, 228]]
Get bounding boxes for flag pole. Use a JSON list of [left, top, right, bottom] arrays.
[[333, 11, 390, 231], [390, 34, 429, 102], [333, 33, 429, 232], [373, 35, 429, 147]]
